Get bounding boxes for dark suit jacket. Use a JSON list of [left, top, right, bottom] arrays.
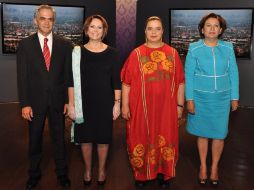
[[17, 33, 73, 113]]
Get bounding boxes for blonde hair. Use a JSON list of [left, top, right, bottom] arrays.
[[145, 16, 164, 30]]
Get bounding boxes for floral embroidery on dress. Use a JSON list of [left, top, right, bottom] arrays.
[[150, 50, 166, 62], [130, 136, 175, 171], [140, 49, 174, 81], [161, 146, 175, 161], [131, 157, 144, 168], [131, 144, 145, 168], [157, 135, 166, 147], [133, 144, 145, 157], [161, 59, 173, 72], [149, 148, 157, 165], [142, 61, 157, 74]]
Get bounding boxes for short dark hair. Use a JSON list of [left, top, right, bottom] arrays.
[[83, 15, 108, 40], [198, 13, 227, 38]]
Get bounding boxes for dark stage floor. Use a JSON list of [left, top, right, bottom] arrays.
[[0, 103, 253, 190]]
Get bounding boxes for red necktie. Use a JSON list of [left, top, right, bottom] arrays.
[[43, 38, 51, 71]]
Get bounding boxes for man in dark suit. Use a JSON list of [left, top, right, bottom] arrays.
[[17, 5, 72, 189]]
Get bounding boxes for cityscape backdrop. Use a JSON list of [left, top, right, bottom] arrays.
[[1, 3, 84, 53], [1, 4, 253, 60], [170, 9, 253, 58]]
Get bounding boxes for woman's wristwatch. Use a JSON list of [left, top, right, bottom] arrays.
[[114, 99, 121, 103]]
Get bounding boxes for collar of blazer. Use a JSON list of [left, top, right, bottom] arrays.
[[32, 33, 63, 72]]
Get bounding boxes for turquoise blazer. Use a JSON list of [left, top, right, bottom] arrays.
[[185, 39, 239, 100]]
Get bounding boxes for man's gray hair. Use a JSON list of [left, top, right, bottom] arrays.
[[34, 4, 56, 19]]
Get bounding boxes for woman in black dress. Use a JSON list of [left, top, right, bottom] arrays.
[[67, 15, 121, 185]]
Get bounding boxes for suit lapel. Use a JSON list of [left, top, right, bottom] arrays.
[[32, 34, 49, 72]]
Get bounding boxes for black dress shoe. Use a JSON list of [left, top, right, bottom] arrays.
[[58, 175, 71, 188], [83, 179, 92, 186], [135, 180, 146, 188], [26, 177, 40, 190]]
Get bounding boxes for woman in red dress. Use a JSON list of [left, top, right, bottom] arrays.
[[121, 16, 185, 188]]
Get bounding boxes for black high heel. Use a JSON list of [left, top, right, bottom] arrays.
[[97, 170, 106, 186], [97, 179, 106, 186], [210, 167, 219, 187], [198, 166, 207, 186], [210, 179, 219, 187], [198, 178, 207, 185], [83, 179, 92, 186]]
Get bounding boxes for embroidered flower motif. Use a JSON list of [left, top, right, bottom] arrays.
[[143, 61, 157, 74], [150, 50, 166, 63], [131, 157, 144, 168], [162, 146, 175, 161], [161, 59, 173, 72], [157, 135, 166, 148], [133, 144, 145, 157], [149, 148, 156, 165]]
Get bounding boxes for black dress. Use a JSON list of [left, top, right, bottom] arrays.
[[74, 46, 121, 144]]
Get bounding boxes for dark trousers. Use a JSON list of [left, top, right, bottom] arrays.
[[28, 106, 67, 178]]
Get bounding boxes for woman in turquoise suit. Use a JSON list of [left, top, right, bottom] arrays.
[[185, 13, 239, 186]]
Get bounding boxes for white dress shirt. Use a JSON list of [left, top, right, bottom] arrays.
[[37, 32, 53, 55]]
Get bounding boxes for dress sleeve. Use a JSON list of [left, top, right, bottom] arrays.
[[121, 50, 138, 86], [66, 43, 74, 88], [185, 46, 197, 100], [112, 49, 122, 90], [174, 49, 185, 86], [64, 40, 74, 104], [228, 43, 239, 100]]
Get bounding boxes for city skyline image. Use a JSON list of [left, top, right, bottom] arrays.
[[2, 3, 85, 53], [170, 9, 253, 59]]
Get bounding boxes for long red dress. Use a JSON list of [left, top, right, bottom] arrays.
[[121, 44, 184, 181]]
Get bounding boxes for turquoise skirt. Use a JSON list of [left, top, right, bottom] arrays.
[[186, 90, 231, 139]]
